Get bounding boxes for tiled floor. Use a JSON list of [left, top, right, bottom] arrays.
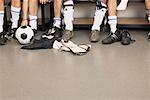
[[0, 30, 150, 100]]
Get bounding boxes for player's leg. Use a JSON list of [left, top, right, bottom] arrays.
[[39, 0, 63, 40], [6, 0, 21, 40], [145, 0, 150, 22], [11, 0, 21, 29], [21, 0, 29, 26], [0, 0, 7, 45], [0, 0, 4, 34], [28, 0, 38, 34], [102, 0, 134, 45], [47, 0, 63, 40], [90, 0, 107, 42], [145, 0, 150, 39], [62, 0, 74, 42], [53, 0, 62, 28], [102, 0, 121, 44]]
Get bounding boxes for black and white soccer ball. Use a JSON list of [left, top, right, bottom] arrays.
[[15, 26, 34, 45]]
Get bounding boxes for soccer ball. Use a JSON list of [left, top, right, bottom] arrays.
[[15, 26, 34, 45]]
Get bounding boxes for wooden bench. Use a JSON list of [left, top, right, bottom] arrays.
[[73, 1, 149, 28], [39, 0, 150, 30]]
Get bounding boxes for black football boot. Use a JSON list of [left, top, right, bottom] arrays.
[[102, 30, 122, 44], [0, 31, 7, 45], [6, 28, 17, 40], [42, 26, 63, 41], [121, 30, 135, 45]]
